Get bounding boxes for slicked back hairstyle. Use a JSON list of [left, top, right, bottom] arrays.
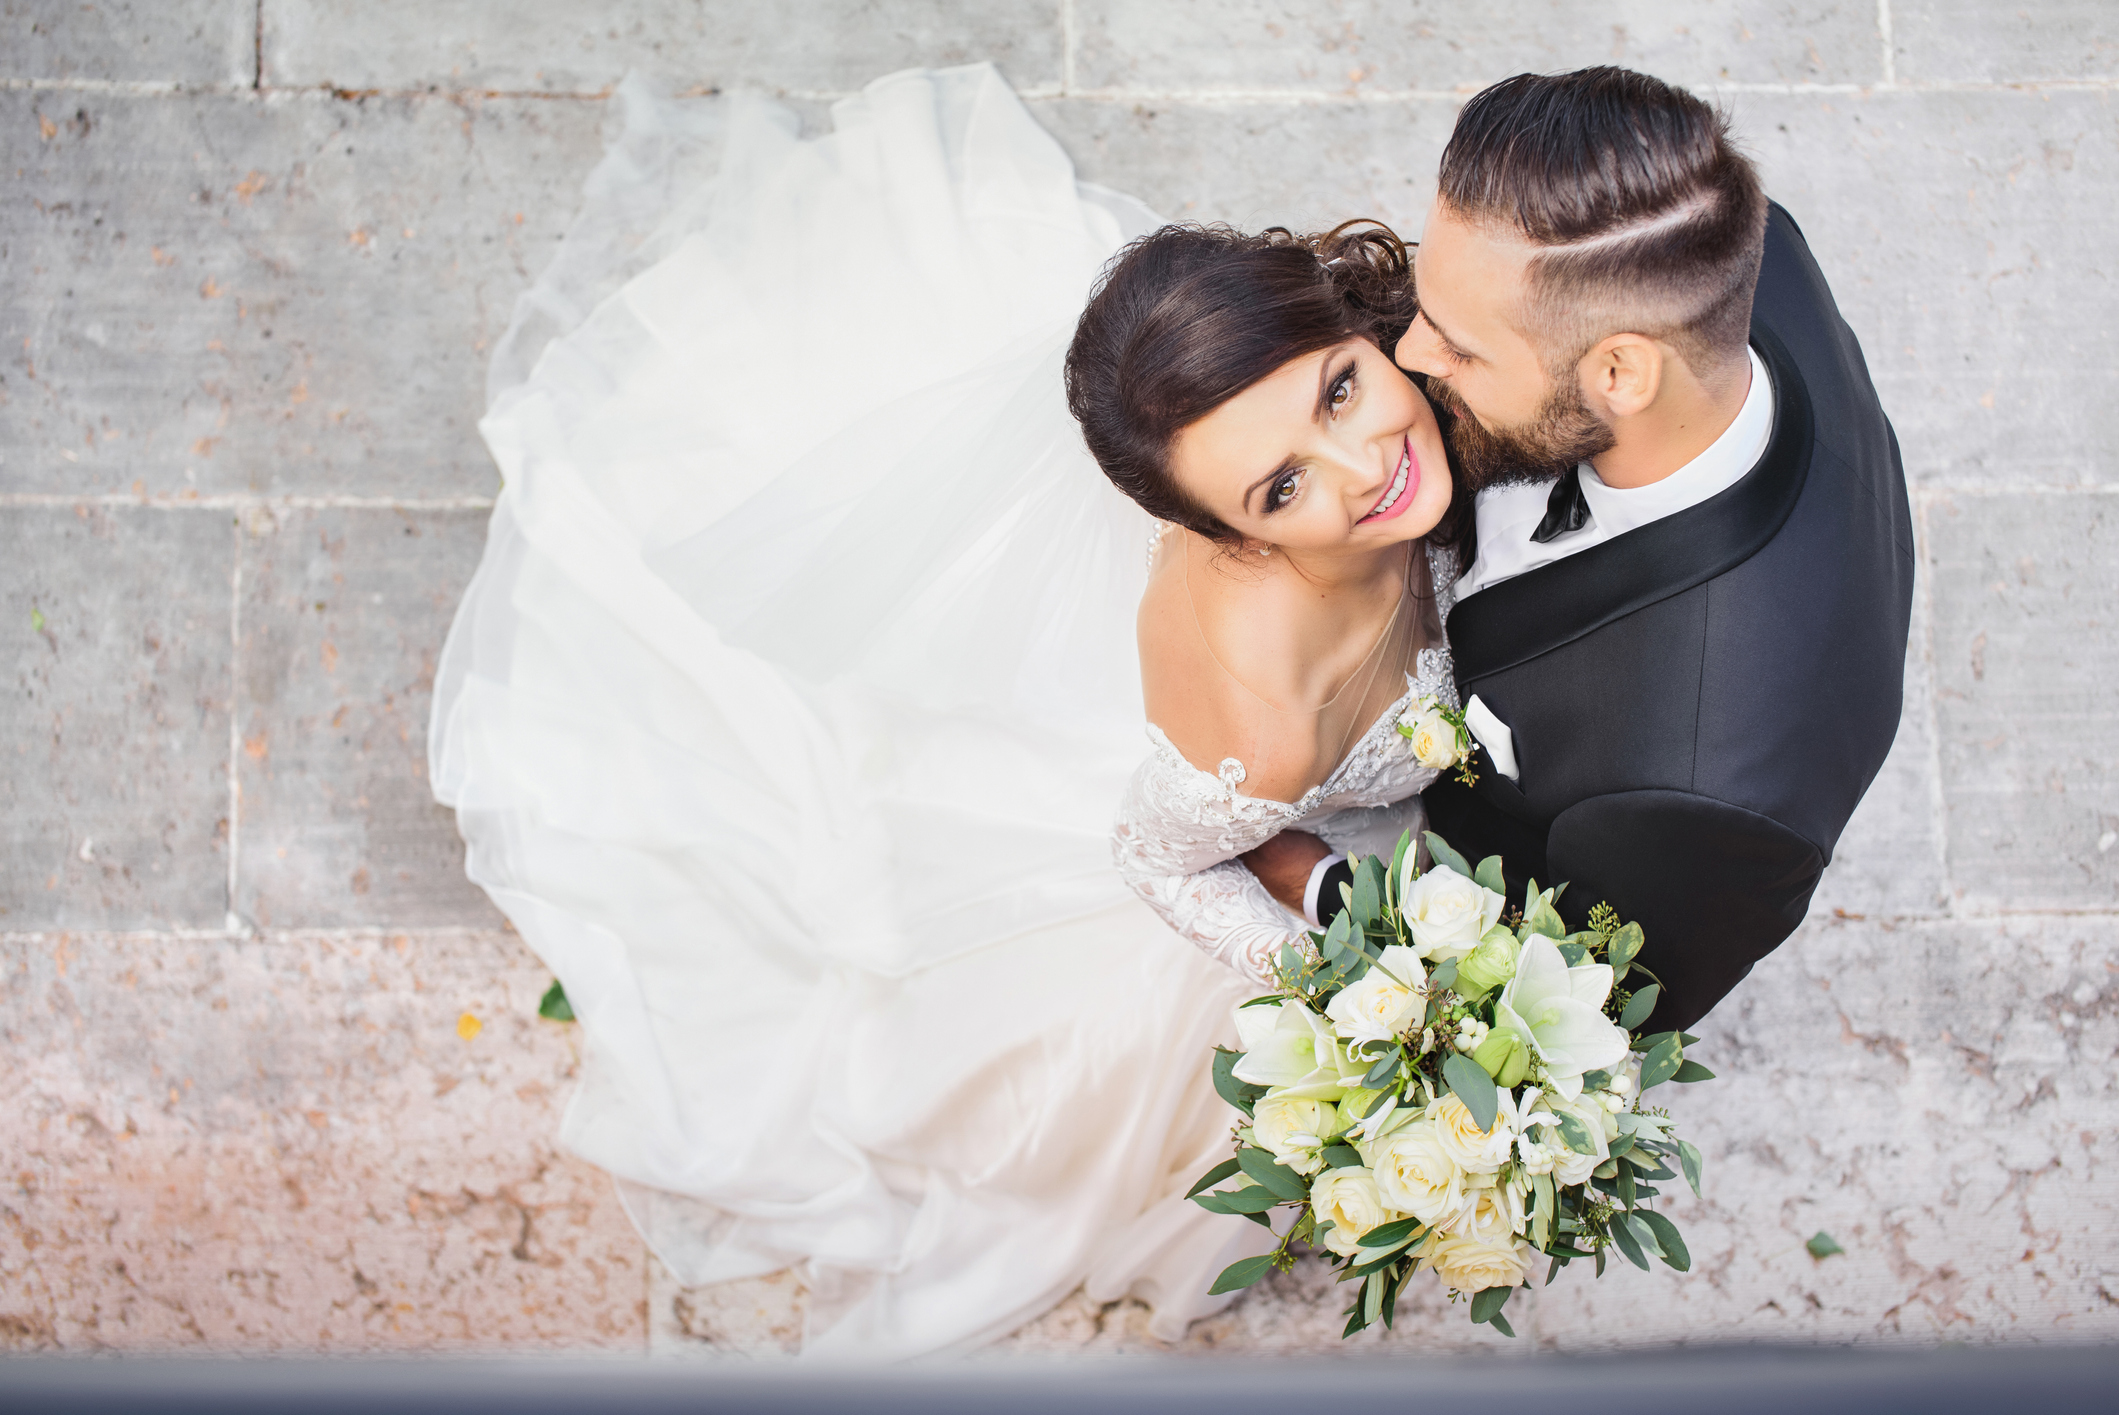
[[1065, 220, 1421, 543], [1437, 66, 1768, 383]]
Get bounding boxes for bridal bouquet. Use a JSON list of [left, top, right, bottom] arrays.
[[1190, 832, 1712, 1337]]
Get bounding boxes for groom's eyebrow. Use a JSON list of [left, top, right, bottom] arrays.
[[1420, 308, 1475, 360], [1242, 349, 1350, 513]]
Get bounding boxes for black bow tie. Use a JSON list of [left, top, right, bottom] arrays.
[[1530, 466, 1593, 544]]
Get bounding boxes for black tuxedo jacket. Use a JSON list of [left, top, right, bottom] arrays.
[[1423, 203, 1915, 1033]]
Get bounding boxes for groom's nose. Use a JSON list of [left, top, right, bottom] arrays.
[[1394, 319, 1449, 380]]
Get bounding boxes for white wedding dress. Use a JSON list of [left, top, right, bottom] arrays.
[[430, 64, 1454, 1359]]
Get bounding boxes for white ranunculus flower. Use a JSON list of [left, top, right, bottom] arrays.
[[1398, 865, 1507, 962], [1231, 1001, 1337, 1088], [1310, 1166, 1402, 1258], [1324, 944, 1426, 1049], [1419, 1230, 1535, 1294], [1397, 702, 1459, 771], [1493, 935, 1631, 1100], [1250, 1092, 1336, 1175], [1371, 1118, 1463, 1226]]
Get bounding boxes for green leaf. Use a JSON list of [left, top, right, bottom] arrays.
[[1621, 1152, 1673, 1181], [1358, 1216, 1424, 1249], [1639, 1036, 1683, 1090], [1422, 830, 1472, 880], [1353, 854, 1386, 927], [1524, 893, 1567, 940], [1427, 957, 1459, 992], [1679, 1032, 1700, 1046], [1806, 1231, 1844, 1259], [1619, 983, 1660, 1031], [1361, 1048, 1402, 1090], [1321, 1143, 1365, 1171], [1671, 1059, 1716, 1083], [1487, 1310, 1516, 1338], [1637, 1210, 1690, 1271], [1473, 855, 1506, 896], [1442, 1052, 1498, 1131], [1607, 921, 1645, 969], [1614, 1161, 1637, 1208], [1322, 911, 1350, 961], [1212, 1048, 1264, 1117], [1607, 1214, 1651, 1270], [1580, 1068, 1611, 1092], [1209, 1254, 1276, 1295], [1633, 1030, 1676, 1054], [1363, 1270, 1386, 1326], [1210, 1185, 1283, 1214], [31, 606, 47, 633], [1553, 1111, 1597, 1155], [538, 980, 575, 1022], [1188, 1191, 1233, 1215], [1236, 1147, 1309, 1202], [1556, 941, 1588, 966], [1468, 1286, 1512, 1325], [1530, 1171, 1556, 1250], [1185, 1158, 1241, 1199], [1387, 831, 1413, 905], [1676, 1139, 1704, 1198]]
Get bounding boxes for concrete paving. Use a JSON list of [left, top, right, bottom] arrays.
[[4, 0, 2115, 1356]]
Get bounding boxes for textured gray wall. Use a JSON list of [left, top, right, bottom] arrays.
[[3, 1, 2114, 1353]]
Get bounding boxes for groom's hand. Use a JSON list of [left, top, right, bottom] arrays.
[[1241, 830, 1333, 916]]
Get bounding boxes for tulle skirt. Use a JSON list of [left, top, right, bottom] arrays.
[[429, 64, 1269, 1358]]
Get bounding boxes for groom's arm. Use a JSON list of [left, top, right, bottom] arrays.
[[1240, 831, 1350, 925], [1545, 790, 1824, 1035]]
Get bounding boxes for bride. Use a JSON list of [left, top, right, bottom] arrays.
[[430, 63, 1460, 1358]]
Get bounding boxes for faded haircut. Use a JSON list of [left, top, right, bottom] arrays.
[[1437, 67, 1768, 385]]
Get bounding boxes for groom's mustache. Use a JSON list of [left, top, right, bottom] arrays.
[[1424, 372, 1615, 494]]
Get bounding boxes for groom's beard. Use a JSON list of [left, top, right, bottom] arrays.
[[1427, 374, 1616, 494]]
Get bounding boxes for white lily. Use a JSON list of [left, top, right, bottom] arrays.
[[1493, 1086, 1560, 1169], [1231, 1001, 1338, 1087], [1493, 936, 1631, 1101]]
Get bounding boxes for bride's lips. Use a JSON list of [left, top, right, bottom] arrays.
[[1359, 438, 1420, 524]]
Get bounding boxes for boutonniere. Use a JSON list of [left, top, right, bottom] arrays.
[[1395, 694, 1478, 787]]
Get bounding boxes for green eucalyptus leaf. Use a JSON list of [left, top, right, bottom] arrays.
[[1213, 1185, 1284, 1214], [1640, 1036, 1684, 1090], [1619, 983, 1660, 1031], [1422, 831, 1472, 880], [1671, 1059, 1716, 1083], [1637, 1210, 1690, 1271], [1428, 958, 1460, 992], [1363, 1270, 1386, 1326], [1556, 941, 1589, 966], [537, 980, 575, 1022], [1236, 1147, 1309, 1202], [1321, 1143, 1365, 1171], [1473, 855, 1506, 896], [1608, 922, 1645, 968], [1468, 1286, 1512, 1325], [1358, 1216, 1424, 1249], [1322, 912, 1350, 961], [1361, 1047, 1403, 1090], [1676, 1139, 1704, 1198], [1554, 1111, 1597, 1155], [1614, 1162, 1637, 1208], [1624, 1211, 1663, 1259], [1185, 1158, 1241, 1199], [1388, 830, 1414, 904], [1441, 1053, 1499, 1131], [1209, 1254, 1276, 1295], [1607, 1214, 1650, 1270], [1212, 1048, 1264, 1116], [1353, 854, 1386, 926], [1487, 1311, 1516, 1338], [1189, 1191, 1235, 1215]]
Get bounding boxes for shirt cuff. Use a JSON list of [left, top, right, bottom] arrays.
[[1302, 853, 1350, 928]]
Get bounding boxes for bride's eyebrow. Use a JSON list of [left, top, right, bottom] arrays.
[[1241, 348, 1356, 514]]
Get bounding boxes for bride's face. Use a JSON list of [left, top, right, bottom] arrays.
[[1167, 339, 1452, 555]]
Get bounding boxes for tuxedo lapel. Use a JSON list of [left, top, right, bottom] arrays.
[[1446, 321, 1816, 684]]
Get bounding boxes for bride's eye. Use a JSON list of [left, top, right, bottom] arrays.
[[1327, 362, 1357, 413], [1263, 468, 1304, 513]]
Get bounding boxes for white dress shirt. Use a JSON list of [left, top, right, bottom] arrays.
[[1455, 346, 1775, 600]]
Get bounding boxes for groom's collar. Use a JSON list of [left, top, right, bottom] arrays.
[[1444, 321, 1815, 683]]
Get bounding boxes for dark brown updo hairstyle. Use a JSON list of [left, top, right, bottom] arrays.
[[1064, 220, 1425, 545]]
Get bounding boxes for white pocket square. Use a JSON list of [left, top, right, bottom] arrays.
[[1463, 695, 1520, 782]]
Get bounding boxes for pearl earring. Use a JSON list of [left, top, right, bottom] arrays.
[[1257, 545, 1272, 557]]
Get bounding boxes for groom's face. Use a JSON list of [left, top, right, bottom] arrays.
[[1396, 200, 1612, 488]]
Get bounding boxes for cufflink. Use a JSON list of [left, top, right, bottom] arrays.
[[1463, 695, 1520, 782]]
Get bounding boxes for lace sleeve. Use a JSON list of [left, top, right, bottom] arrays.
[[1111, 727, 1309, 986]]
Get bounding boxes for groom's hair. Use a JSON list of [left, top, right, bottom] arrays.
[[1438, 67, 1767, 383]]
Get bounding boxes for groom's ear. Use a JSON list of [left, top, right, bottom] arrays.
[[1578, 333, 1664, 420]]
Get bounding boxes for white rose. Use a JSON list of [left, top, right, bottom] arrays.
[[1309, 1166, 1402, 1258], [1324, 945, 1426, 1049], [1251, 1092, 1336, 1175], [1430, 1094, 1508, 1176], [1398, 703, 1460, 772], [1419, 1231, 1534, 1294], [1399, 865, 1507, 962], [1437, 1172, 1528, 1243], [1370, 1118, 1463, 1226]]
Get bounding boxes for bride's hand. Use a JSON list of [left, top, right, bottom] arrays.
[[1241, 830, 1333, 915]]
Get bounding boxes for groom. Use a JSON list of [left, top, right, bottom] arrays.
[[1250, 67, 1913, 1034]]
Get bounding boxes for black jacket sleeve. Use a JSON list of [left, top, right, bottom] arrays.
[[1545, 789, 1823, 1033]]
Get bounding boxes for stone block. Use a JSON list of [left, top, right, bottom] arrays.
[[3, 0, 254, 86], [1075, 0, 1883, 93], [1724, 88, 2118, 487], [259, 0, 1063, 95], [1533, 911, 2119, 1345], [1, 505, 231, 931], [0, 90, 601, 499], [234, 506, 500, 930], [0, 928, 647, 1349], [1893, 0, 2119, 84], [1033, 96, 1451, 239], [1926, 491, 2116, 910]]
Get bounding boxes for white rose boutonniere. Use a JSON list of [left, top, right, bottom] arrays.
[[1395, 693, 1477, 786]]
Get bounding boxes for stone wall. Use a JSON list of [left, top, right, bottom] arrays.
[[4, 0, 2114, 1354]]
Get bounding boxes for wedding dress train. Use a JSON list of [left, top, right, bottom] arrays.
[[431, 63, 1454, 1358]]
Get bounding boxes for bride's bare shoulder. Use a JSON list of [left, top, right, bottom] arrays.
[[1136, 539, 1322, 804]]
